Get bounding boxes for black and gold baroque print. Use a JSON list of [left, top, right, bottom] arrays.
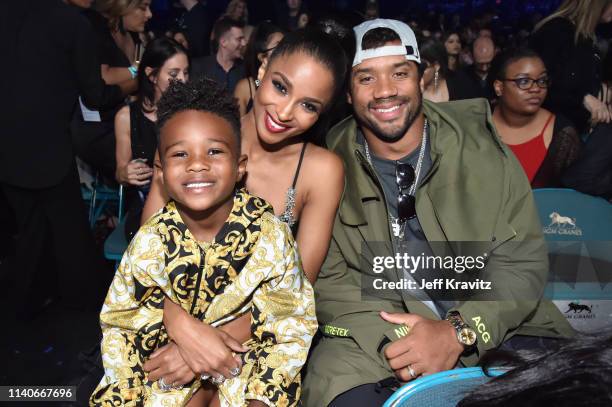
[[91, 189, 274, 406]]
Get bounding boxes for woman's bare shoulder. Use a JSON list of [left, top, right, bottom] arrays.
[[115, 104, 130, 122], [301, 144, 345, 189]]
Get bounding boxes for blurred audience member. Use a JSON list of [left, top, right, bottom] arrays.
[[1, 0, 128, 318], [234, 22, 285, 116], [72, 0, 151, 179], [191, 17, 246, 92], [420, 40, 478, 102], [177, 0, 211, 57], [165, 27, 189, 50], [277, 0, 308, 31], [443, 31, 462, 71], [463, 35, 496, 100], [223, 0, 253, 41], [562, 123, 612, 199], [491, 48, 581, 188], [115, 38, 189, 240], [364, 0, 380, 20], [530, 0, 612, 133]]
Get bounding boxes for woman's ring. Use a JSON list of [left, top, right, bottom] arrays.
[[212, 374, 225, 385], [158, 377, 172, 391], [408, 365, 417, 379], [230, 367, 240, 377]]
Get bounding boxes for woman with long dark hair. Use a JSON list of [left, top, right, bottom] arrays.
[[114, 37, 189, 238]]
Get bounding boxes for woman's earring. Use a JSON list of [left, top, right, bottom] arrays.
[[255, 79, 260, 88], [434, 69, 439, 90]]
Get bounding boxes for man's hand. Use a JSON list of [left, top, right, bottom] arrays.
[[380, 311, 464, 381], [144, 342, 195, 387]]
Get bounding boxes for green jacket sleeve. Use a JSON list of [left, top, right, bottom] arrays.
[[451, 152, 552, 357]]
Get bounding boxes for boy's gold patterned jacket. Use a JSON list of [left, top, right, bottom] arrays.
[[90, 189, 317, 407]]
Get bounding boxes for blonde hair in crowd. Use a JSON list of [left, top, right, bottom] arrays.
[[224, 0, 249, 24], [534, 0, 612, 43], [95, 0, 144, 31]]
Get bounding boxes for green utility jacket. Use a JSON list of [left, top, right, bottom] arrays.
[[313, 99, 574, 375]]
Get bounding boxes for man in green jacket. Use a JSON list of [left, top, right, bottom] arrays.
[[302, 19, 574, 406]]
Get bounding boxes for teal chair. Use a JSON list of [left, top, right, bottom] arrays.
[[532, 188, 612, 333], [103, 185, 126, 267], [82, 173, 121, 228], [383, 367, 509, 407]]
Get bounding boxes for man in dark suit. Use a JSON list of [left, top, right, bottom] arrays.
[[0, 0, 129, 317], [191, 17, 246, 93]]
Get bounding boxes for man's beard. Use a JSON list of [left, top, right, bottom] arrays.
[[358, 90, 423, 143]]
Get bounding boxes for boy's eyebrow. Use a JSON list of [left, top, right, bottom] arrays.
[[208, 138, 232, 147], [164, 140, 184, 152]]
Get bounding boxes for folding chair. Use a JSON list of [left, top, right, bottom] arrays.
[[383, 367, 509, 407], [532, 188, 612, 333], [103, 185, 126, 267]]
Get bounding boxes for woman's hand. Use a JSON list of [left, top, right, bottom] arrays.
[[144, 342, 195, 387], [584, 94, 611, 124], [117, 159, 153, 186], [163, 298, 248, 381]]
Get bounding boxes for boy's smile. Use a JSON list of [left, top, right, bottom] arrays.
[[159, 110, 246, 240]]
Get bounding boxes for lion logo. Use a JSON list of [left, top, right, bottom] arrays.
[[565, 302, 592, 314], [549, 212, 576, 228]]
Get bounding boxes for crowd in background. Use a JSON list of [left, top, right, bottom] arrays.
[[1, 1, 612, 405], [2, 0, 612, 318]]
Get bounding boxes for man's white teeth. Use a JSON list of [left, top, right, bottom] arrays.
[[186, 182, 212, 188], [375, 105, 400, 113]]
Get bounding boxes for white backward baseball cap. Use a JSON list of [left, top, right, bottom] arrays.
[[352, 19, 421, 67]]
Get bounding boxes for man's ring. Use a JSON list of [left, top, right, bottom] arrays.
[[158, 377, 172, 391], [408, 365, 417, 379], [230, 367, 240, 377], [212, 374, 225, 385]]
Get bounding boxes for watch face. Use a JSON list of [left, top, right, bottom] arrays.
[[459, 328, 477, 346]]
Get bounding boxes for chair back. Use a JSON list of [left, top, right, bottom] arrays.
[[532, 188, 612, 333], [383, 367, 508, 407]]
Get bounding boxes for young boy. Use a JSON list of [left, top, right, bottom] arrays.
[[90, 78, 317, 407]]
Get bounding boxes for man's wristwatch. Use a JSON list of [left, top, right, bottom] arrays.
[[446, 311, 477, 352]]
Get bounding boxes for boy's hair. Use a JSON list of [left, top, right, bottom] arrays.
[[156, 77, 241, 149]]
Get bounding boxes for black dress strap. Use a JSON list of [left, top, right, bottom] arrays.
[[291, 142, 307, 188]]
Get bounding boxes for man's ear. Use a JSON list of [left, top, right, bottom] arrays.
[[236, 154, 248, 183], [420, 76, 425, 93], [346, 90, 352, 105]]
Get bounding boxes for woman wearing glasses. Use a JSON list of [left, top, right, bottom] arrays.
[[491, 48, 581, 188], [233, 22, 286, 116]]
